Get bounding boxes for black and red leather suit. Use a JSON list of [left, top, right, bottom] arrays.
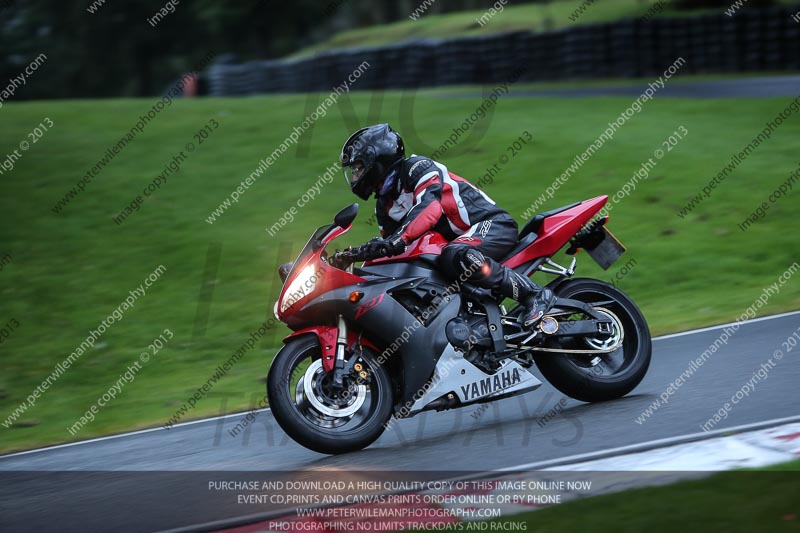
[[375, 155, 520, 296]]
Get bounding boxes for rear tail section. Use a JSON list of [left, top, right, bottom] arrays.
[[503, 195, 608, 269]]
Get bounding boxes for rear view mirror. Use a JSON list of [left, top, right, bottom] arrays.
[[334, 203, 359, 228]]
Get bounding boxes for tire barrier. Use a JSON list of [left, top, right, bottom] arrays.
[[207, 7, 800, 96]]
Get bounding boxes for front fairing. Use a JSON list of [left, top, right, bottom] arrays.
[[275, 223, 364, 326]]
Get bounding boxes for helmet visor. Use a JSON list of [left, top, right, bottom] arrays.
[[343, 162, 367, 186]]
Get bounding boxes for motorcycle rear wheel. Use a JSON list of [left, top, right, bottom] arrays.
[[267, 336, 393, 454], [533, 278, 652, 403]]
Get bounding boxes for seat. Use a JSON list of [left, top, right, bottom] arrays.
[[500, 231, 538, 262], [518, 201, 581, 239]]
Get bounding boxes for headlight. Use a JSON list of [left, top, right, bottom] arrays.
[[279, 265, 319, 314]]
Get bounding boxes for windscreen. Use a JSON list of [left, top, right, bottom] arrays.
[[282, 224, 333, 284]]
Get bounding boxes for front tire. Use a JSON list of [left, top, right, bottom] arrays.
[[267, 336, 393, 454], [533, 278, 651, 403]]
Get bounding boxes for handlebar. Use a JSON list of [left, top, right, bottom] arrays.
[[330, 245, 372, 268]]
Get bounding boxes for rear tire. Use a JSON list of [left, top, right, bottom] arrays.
[[533, 278, 651, 403], [267, 336, 394, 454]]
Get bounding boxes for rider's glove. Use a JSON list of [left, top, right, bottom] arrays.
[[361, 238, 384, 258], [384, 235, 407, 257], [363, 235, 406, 258]]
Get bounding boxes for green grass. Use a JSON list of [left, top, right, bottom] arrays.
[[763, 458, 800, 471], [1, 90, 799, 453], [294, 0, 800, 57], [294, 0, 666, 57], [468, 459, 800, 532]]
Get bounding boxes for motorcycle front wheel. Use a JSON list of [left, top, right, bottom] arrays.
[[267, 336, 394, 454]]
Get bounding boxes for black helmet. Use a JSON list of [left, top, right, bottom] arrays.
[[340, 124, 405, 200]]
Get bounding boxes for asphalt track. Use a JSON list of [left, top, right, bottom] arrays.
[[438, 75, 800, 99], [1, 311, 799, 532]]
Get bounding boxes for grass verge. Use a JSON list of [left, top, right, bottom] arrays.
[[294, 1, 800, 58], [295, 0, 667, 57]]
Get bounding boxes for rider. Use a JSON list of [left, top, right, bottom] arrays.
[[340, 123, 555, 328]]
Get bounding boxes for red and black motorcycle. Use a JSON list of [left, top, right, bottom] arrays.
[[267, 196, 651, 454]]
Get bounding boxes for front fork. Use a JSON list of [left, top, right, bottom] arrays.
[[332, 262, 353, 387], [332, 314, 348, 386]]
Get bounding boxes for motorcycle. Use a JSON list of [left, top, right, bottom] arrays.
[[267, 195, 651, 454]]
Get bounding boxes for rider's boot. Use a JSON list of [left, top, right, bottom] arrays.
[[497, 269, 556, 328]]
